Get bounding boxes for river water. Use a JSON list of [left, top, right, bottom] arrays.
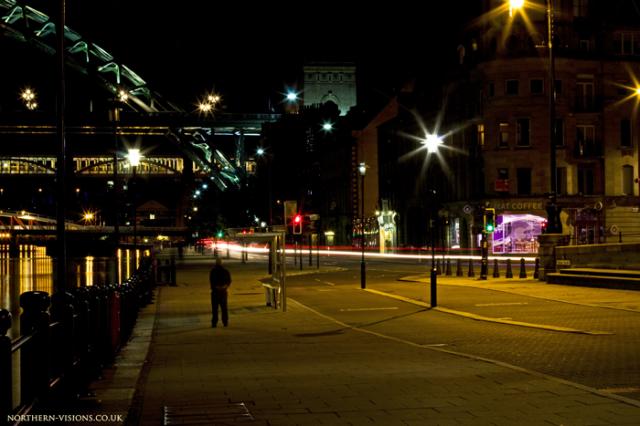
[[0, 244, 141, 338]]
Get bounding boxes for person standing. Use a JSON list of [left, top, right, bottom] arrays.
[[209, 257, 231, 327]]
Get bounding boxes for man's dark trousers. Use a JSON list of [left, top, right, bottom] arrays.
[[211, 290, 228, 327]]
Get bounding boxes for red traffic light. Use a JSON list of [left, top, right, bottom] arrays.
[[293, 214, 302, 234]]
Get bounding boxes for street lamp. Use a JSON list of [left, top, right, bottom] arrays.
[[422, 133, 443, 308], [359, 162, 367, 289], [509, 0, 561, 233], [256, 147, 273, 226], [20, 87, 38, 110], [127, 148, 141, 259]]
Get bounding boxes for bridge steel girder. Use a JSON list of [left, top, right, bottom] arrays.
[[0, 1, 281, 190]]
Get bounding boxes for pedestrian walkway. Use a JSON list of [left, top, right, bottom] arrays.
[[92, 260, 640, 425]]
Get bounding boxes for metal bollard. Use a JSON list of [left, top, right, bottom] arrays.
[[456, 259, 463, 277], [506, 258, 513, 278], [445, 258, 452, 276], [519, 258, 527, 278], [533, 258, 540, 279], [19, 291, 51, 404], [170, 256, 177, 286], [467, 258, 475, 277], [492, 258, 500, 278], [436, 259, 441, 275], [50, 291, 76, 388]]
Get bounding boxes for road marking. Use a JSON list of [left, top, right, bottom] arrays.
[[363, 288, 614, 336], [339, 307, 399, 312], [314, 278, 335, 286], [600, 387, 640, 394], [475, 302, 529, 307]]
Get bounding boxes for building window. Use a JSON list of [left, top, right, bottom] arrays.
[[554, 79, 562, 95], [576, 125, 596, 156], [554, 118, 565, 147], [516, 118, 530, 147], [579, 39, 590, 51], [556, 167, 567, 195], [499, 122, 510, 147], [576, 81, 595, 110], [621, 119, 632, 148], [615, 32, 640, 56], [622, 165, 634, 195], [516, 168, 532, 195], [530, 79, 544, 94], [495, 168, 509, 192], [506, 79, 519, 95], [573, 0, 588, 17], [578, 167, 595, 195], [477, 124, 485, 147]]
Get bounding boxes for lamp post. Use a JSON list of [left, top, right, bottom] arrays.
[[359, 162, 367, 289], [256, 147, 273, 226], [634, 87, 640, 202], [127, 149, 141, 261], [423, 134, 443, 307], [510, 0, 561, 232]]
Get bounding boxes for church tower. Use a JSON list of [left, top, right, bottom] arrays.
[[302, 63, 356, 116]]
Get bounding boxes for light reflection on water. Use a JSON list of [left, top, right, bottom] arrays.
[[0, 245, 140, 338]]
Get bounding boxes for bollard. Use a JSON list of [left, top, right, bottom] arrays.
[[492, 258, 500, 278], [456, 259, 463, 277], [519, 258, 527, 278], [0, 309, 12, 421], [19, 291, 51, 405], [170, 256, 177, 286], [108, 287, 121, 354], [467, 258, 475, 277], [50, 291, 76, 392], [436, 259, 441, 275], [506, 258, 513, 278], [533, 258, 540, 279], [72, 287, 91, 369], [445, 258, 452, 276]]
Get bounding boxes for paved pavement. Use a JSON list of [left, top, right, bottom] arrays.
[[87, 259, 640, 425]]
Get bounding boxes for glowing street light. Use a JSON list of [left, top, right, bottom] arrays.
[[117, 89, 129, 103], [20, 87, 38, 110], [509, 0, 524, 16], [286, 91, 298, 102], [197, 92, 221, 115], [83, 211, 95, 224], [127, 148, 141, 167], [422, 133, 444, 154], [322, 122, 333, 132]]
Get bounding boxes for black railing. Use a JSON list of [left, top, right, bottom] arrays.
[[0, 258, 155, 424]]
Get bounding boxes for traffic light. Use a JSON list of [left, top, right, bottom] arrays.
[[540, 219, 548, 233], [293, 214, 302, 234], [484, 208, 496, 233]]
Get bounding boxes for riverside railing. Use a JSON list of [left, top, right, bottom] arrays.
[[0, 257, 154, 424]]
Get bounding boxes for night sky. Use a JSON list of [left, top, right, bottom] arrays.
[[22, 1, 479, 113]]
